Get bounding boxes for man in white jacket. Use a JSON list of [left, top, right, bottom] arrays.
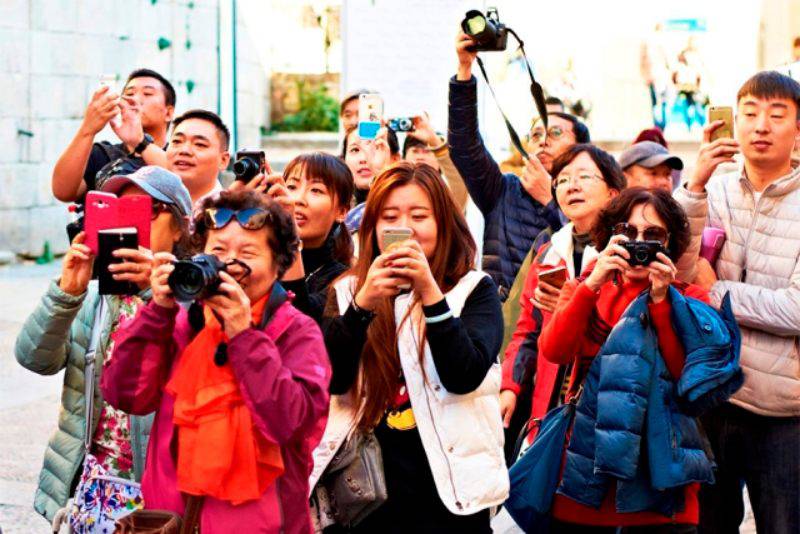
[[674, 71, 800, 534]]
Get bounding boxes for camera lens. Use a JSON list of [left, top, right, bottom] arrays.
[[636, 250, 649, 264], [465, 14, 486, 35], [233, 157, 259, 181], [168, 254, 226, 302]]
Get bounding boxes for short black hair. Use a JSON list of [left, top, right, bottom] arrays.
[[172, 109, 231, 151], [126, 68, 176, 108], [402, 135, 429, 158], [192, 190, 299, 277], [592, 187, 690, 261], [340, 125, 400, 158], [737, 71, 800, 119], [550, 111, 591, 143], [545, 96, 564, 108], [550, 144, 626, 203]]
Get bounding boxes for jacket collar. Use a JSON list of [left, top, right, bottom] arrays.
[[546, 222, 596, 279], [738, 160, 800, 198]]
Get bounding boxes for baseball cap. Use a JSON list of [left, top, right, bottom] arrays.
[[101, 166, 193, 217], [618, 141, 684, 171]]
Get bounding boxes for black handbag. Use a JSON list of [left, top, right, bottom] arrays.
[[317, 431, 387, 527]]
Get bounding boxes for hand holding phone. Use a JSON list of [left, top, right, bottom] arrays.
[[538, 265, 567, 289], [99, 74, 122, 128], [97, 228, 139, 295], [382, 227, 413, 290]]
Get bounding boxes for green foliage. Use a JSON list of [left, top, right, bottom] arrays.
[[271, 81, 339, 132]]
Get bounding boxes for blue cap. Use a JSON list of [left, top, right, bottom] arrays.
[[101, 166, 193, 217]]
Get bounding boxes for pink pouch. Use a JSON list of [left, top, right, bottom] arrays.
[[700, 227, 726, 266]]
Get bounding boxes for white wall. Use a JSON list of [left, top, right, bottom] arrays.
[[342, 0, 780, 156], [0, 0, 269, 255]]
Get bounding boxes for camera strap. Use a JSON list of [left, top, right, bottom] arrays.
[[474, 28, 548, 161]]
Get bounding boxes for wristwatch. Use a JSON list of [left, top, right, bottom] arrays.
[[133, 133, 153, 156]]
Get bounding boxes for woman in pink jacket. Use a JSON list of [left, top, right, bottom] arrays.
[[101, 191, 331, 533]]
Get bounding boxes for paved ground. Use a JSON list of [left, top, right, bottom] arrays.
[[0, 262, 62, 533]]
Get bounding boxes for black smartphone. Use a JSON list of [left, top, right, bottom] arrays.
[[97, 227, 139, 295]]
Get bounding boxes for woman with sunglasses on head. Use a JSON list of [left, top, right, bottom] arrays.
[[537, 188, 742, 533], [500, 145, 625, 456], [310, 162, 507, 533], [15, 166, 192, 529], [280, 152, 355, 324], [101, 191, 331, 533]]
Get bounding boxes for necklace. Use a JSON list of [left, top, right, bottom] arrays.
[[304, 264, 325, 284]]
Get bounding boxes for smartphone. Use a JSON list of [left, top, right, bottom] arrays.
[[358, 94, 383, 140], [538, 265, 567, 289], [97, 228, 139, 295], [99, 74, 121, 127], [382, 227, 413, 251], [708, 106, 734, 142], [84, 191, 151, 255], [382, 227, 413, 290]]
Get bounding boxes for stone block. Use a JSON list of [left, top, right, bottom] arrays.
[[0, 29, 31, 74], [30, 31, 88, 75], [27, 204, 70, 256], [0, 73, 29, 120], [0, 163, 48, 210], [31, 0, 79, 33], [0, 0, 30, 30], [0, 118, 24, 164]]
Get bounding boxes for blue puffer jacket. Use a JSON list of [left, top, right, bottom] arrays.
[[559, 288, 743, 517], [448, 76, 561, 299]]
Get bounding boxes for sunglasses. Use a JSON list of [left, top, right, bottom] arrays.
[[151, 201, 172, 220], [530, 126, 569, 143], [204, 208, 270, 230], [612, 222, 669, 245]]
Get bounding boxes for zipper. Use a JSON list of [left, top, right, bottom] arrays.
[[276, 477, 285, 534], [419, 378, 463, 510], [739, 182, 769, 282]]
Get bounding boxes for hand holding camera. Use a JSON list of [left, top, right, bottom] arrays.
[[204, 271, 253, 339], [151, 252, 178, 309], [585, 235, 632, 292], [60, 232, 95, 296], [647, 252, 677, 304], [409, 113, 440, 147], [455, 32, 479, 81]]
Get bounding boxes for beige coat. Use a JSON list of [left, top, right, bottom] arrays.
[[674, 164, 800, 417]]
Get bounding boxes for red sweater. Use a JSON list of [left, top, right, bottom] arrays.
[[539, 277, 709, 527]]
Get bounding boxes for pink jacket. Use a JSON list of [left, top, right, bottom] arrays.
[[101, 299, 331, 534]]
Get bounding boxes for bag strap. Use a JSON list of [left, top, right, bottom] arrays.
[[180, 494, 203, 534], [83, 294, 109, 452], [474, 28, 549, 161]]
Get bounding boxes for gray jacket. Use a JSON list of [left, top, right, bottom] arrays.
[[674, 164, 800, 416], [14, 280, 153, 521]]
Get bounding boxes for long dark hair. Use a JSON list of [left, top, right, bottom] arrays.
[[592, 187, 690, 261], [346, 162, 476, 430], [284, 152, 355, 265]]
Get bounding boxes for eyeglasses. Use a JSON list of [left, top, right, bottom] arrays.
[[151, 201, 172, 220], [554, 173, 603, 189], [204, 208, 271, 230], [612, 222, 669, 245], [530, 126, 570, 143]]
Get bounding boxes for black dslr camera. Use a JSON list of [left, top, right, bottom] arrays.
[[233, 149, 266, 182], [168, 254, 227, 301], [461, 8, 508, 52], [622, 241, 666, 267]]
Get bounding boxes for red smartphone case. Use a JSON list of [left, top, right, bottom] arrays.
[[84, 191, 151, 254]]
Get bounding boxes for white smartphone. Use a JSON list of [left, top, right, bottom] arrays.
[[358, 93, 383, 140], [99, 74, 121, 127]]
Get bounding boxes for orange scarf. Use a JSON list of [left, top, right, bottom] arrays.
[[165, 296, 284, 504]]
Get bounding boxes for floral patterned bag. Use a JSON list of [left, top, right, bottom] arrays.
[[67, 297, 144, 532]]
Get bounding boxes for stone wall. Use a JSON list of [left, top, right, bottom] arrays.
[[0, 0, 268, 256]]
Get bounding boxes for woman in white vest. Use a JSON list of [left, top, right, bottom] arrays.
[[312, 162, 508, 533]]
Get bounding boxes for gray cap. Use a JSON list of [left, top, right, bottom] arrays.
[[101, 166, 193, 217], [618, 141, 683, 171]]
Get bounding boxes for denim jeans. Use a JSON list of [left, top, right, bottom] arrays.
[[699, 402, 800, 534], [549, 519, 696, 534]]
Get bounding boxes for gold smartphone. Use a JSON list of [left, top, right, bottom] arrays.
[[708, 106, 734, 141]]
